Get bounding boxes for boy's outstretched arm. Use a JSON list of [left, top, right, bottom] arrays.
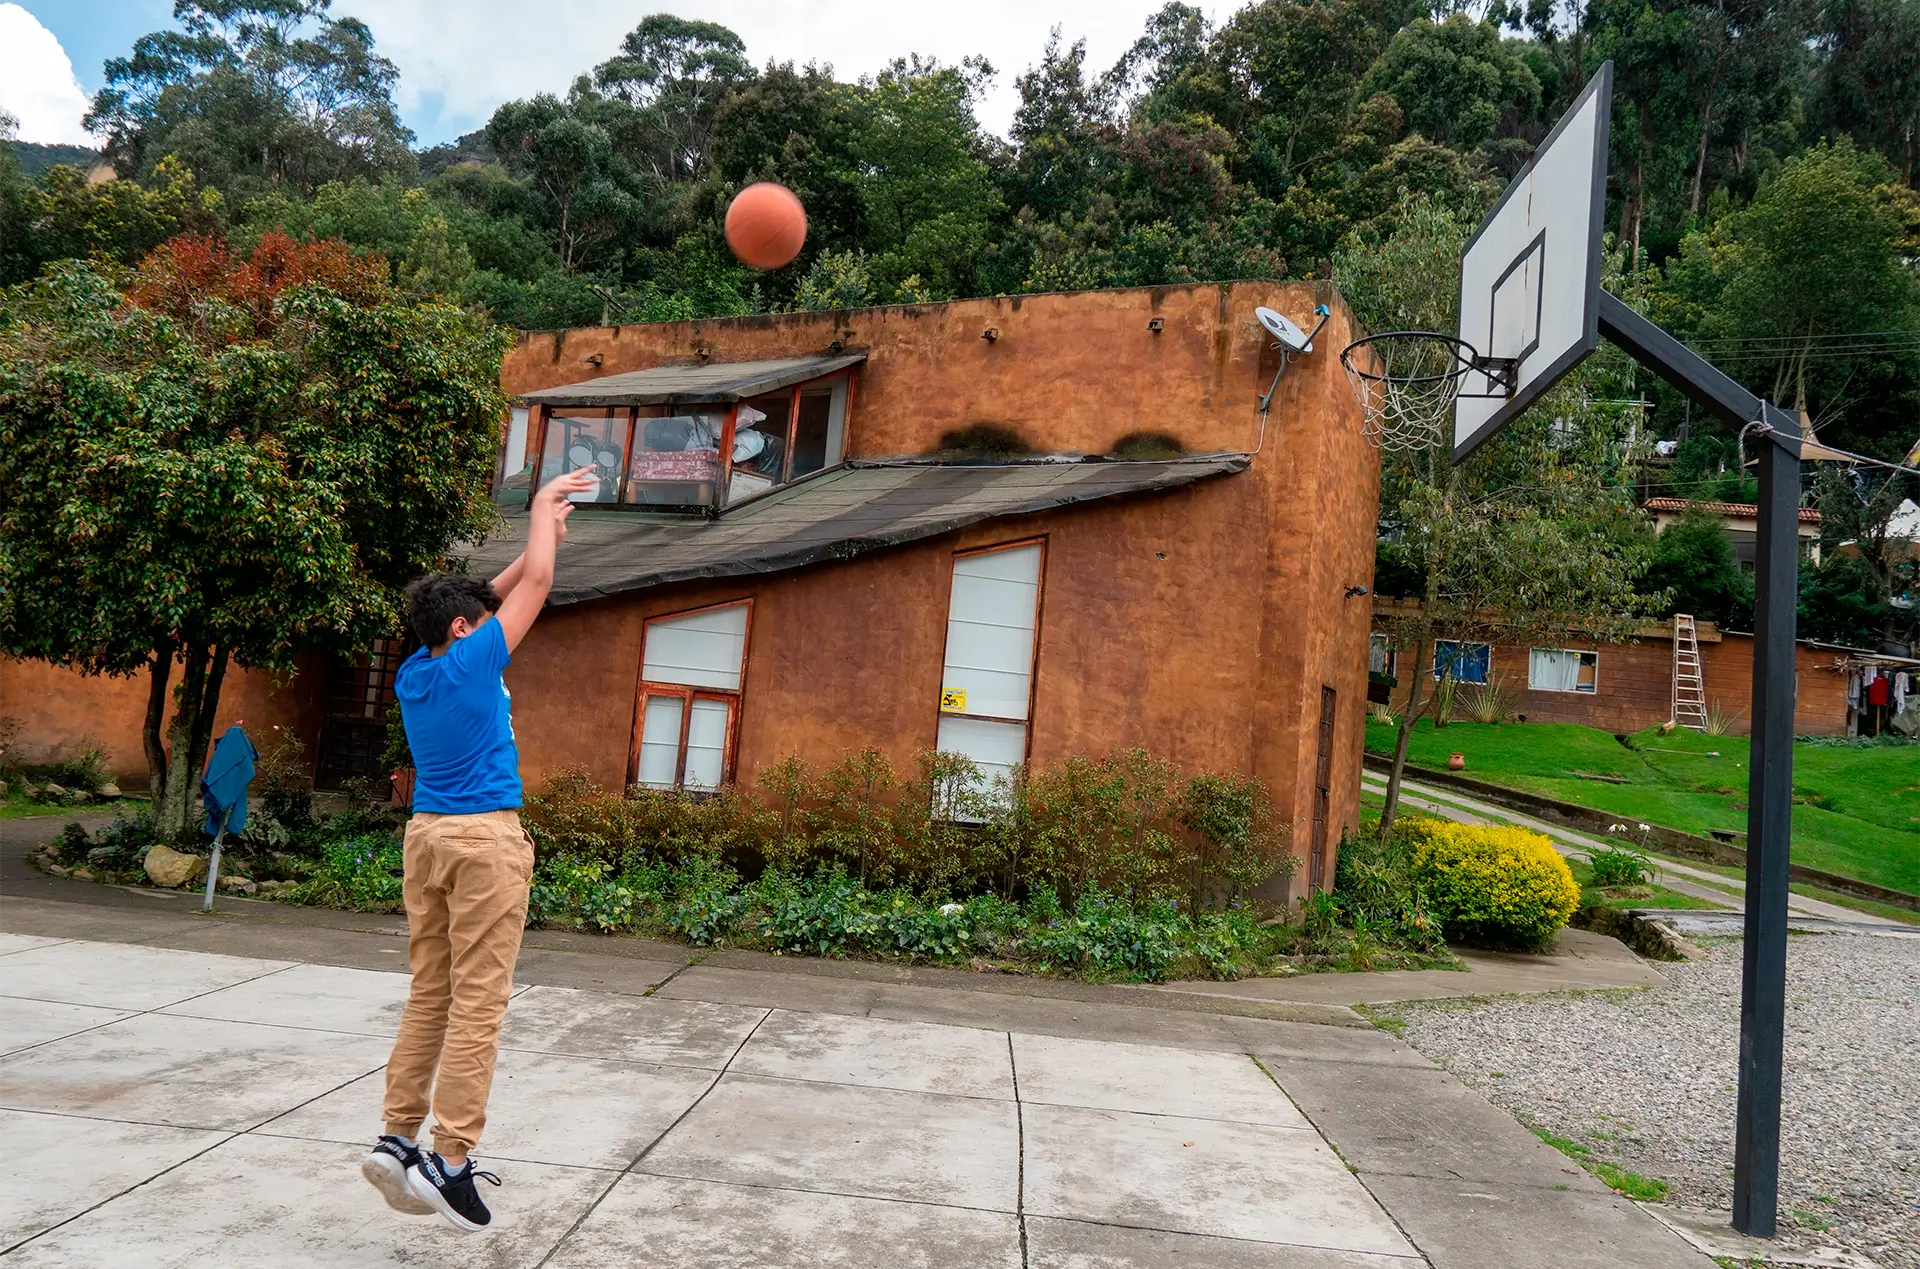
[[495, 467, 593, 652]]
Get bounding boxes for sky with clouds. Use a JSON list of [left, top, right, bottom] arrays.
[[2, 0, 1202, 150]]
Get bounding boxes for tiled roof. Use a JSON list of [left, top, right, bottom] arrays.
[[1644, 496, 1822, 524], [466, 456, 1247, 606]]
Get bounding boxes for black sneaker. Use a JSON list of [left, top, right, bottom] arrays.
[[406, 1151, 501, 1232], [361, 1136, 434, 1215]]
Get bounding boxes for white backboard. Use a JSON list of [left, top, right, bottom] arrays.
[[1453, 62, 1612, 463]]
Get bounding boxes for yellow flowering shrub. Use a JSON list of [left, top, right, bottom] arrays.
[[1399, 818, 1579, 951]]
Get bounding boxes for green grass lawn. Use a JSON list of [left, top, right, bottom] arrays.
[[1567, 857, 1707, 912], [1366, 718, 1920, 895], [0, 795, 137, 821]]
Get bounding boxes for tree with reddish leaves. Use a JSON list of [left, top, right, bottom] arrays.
[[0, 233, 508, 839]]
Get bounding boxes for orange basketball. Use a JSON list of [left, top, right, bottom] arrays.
[[724, 182, 808, 270]]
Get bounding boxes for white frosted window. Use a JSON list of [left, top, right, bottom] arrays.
[[643, 603, 749, 690], [1369, 633, 1395, 676], [683, 698, 730, 789], [936, 715, 1027, 810], [503, 407, 529, 478], [636, 696, 684, 788], [941, 544, 1041, 720]]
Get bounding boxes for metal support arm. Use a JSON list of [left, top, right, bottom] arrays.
[[1600, 286, 1801, 1240]]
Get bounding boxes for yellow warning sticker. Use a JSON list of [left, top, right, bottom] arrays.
[[939, 688, 967, 713]]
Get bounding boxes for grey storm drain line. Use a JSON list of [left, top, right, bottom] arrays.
[[532, 1005, 773, 1269], [1008, 1033, 1030, 1269], [0, 958, 301, 1062], [642, 951, 709, 997]]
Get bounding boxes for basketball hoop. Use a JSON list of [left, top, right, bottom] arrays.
[[1341, 331, 1476, 451]]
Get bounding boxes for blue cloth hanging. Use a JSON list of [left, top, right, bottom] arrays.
[[201, 725, 256, 836]]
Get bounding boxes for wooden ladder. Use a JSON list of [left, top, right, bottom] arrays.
[[1673, 614, 1709, 731]]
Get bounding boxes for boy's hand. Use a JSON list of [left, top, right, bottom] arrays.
[[553, 499, 576, 543], [534, 466, 597, 507]]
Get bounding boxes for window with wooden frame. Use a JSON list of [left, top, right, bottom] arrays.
[[524, 372, 851, 514], [1368, 633, 1396, 677], [1432, 640, 1492, 685], [631, 602, 751, 791], [935, 540, 1044, 808], [1528, 647, 1599, 693]]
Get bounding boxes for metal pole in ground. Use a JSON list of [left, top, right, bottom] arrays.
[[200, 805, 235, 914], [1731, 401, 1801, 1237]]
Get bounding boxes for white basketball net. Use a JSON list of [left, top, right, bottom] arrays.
[[1342, 333, 1472, 452]]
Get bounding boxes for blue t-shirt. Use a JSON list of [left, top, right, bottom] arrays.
[[396, 619, 522, 814]]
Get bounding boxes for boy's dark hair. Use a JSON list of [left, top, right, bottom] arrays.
[[406, 572, 501, 647]]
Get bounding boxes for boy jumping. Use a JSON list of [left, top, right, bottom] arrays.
[[362, 466, 592, 1231]]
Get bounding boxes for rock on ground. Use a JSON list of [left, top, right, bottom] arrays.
[[143, 844, 206, 888], [1382, 933, 1920, 1269]]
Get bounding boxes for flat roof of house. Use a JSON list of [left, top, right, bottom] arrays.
[[517, 354, 866, 407], [467, 455, 1247, 605], [1644, 496, 1823, 525]]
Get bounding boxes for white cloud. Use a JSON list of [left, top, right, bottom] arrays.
[[361, 0, 1199, 146], [0, 3, 96, 146]]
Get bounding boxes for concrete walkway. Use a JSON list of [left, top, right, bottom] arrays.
[[1361, 771, 1909, 927], [0, 884, 1715, 1268]]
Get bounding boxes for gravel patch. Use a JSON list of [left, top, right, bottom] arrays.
[[1380, 933, 1919, 1268]]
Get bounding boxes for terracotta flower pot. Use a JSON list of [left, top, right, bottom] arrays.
[[1447, 753, 1465, 771]]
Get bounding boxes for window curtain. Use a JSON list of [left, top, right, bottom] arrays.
[[1530, 648, 1581, 692], [1433, 641, 1491, 685]]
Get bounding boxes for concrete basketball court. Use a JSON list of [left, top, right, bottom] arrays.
[[0, 845, 1714, 1268]]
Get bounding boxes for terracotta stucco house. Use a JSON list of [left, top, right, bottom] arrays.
[[2, 282, 1381, 897]]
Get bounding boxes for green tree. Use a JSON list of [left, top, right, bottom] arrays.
[[85, 0, 415, 200], [0, 234, 508, 838], [1358, 14, 1542, 150], [1808, 465, 1920, 643], [1651, 139, 1920, 454], [1815, 0, 1920, 186], [0, 157, 226, 287], [486, 95, 647, 274], [1642, 509, 1753, 625], [589, 15, 755, 184]]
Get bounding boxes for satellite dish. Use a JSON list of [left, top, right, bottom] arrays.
[[1256, 306, 1313, 353]]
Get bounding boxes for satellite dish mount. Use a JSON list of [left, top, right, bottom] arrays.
[[1255, 304, 1331, 413]]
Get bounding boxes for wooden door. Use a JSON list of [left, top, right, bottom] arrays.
[[1310, 686, 1336, 890]]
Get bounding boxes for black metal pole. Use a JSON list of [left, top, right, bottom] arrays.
[[1731, 402, 1800, 1237]]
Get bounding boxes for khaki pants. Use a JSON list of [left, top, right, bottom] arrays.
[[383, 809, 534, 1159]]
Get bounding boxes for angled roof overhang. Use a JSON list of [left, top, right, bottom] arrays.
[[517, 355, 867, 409], [465, 455, 1248, 606]]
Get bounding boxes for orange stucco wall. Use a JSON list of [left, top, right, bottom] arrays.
[[0, 654, 325, 787]]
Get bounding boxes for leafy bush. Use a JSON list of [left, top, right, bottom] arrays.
[[1176, 771, 1296, 909], [1024, 889, 1185, 980], [1457, 674, 1519, 725], [289, 833, 405, 911], [523, 747, 1296, 909], [54, 740, 112, 792], [1333, 826, 1444, 952], [1400, 818, 1579, 950], [1585, 844, 1654, 889], [247, 729, 317, 850]]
